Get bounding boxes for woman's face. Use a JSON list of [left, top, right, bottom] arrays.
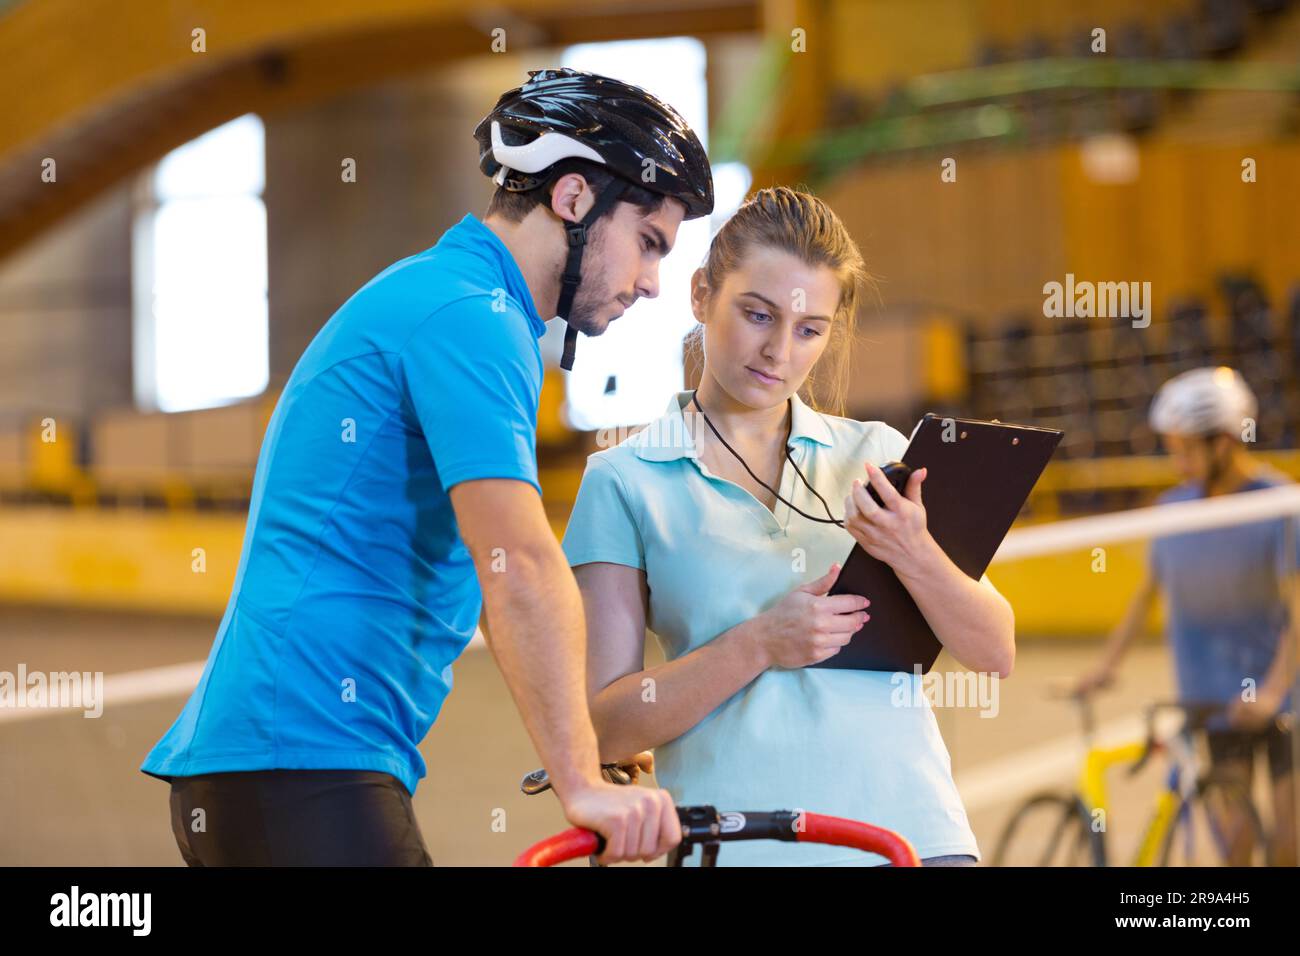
[[691, 245, 842, 410]]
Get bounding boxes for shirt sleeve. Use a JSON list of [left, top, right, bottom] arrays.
[[560, 456, 646, 571], [879, 423, 912, 463], [397, 297, 542, 496]]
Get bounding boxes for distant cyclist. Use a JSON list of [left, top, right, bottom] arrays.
[[1076, 366, 1297, 865], [141, 68, 714, 865]]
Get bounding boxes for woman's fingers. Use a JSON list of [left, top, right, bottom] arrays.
[[816, 627, 859, 650], [864, 461, 904, 509], [812, 642, 848, 663], [904, 466, 928, 505], [798, 562, 841, 595], [830, 612, 869, 635], [822, 594, 870, 615], [805, 619, 866, 664], [849, 478, 879, 517], [816, 608, 869, 636]]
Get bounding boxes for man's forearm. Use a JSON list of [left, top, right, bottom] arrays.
[[479, 541, 602, 794], [1097, 588, 1153, 673], [1259, 621, 1298, 706]]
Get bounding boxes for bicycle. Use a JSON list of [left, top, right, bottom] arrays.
[[991, 689, 1272, 866], [516, 764, 921, 867]]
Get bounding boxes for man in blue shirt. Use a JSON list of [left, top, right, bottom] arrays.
[[143, 68, 714, 865], [1078, 366, 1297, 866]]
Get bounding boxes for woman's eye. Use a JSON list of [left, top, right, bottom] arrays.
[[642, 235, 655, 252], [800, 325, 824, 338], [746, 310, 772, 322]]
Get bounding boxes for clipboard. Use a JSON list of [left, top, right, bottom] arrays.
[[815, 413, 1064, 673]]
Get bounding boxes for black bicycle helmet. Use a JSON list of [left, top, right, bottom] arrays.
[[474, 67, 714, 370]]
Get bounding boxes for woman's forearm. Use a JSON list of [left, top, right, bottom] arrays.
[[895, 533, 1016, 677], [590, 617, 770, 763]]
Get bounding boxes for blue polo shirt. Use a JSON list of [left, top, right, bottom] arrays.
[[1149, 470, 1299, 730], [142, 213, 547, 795]]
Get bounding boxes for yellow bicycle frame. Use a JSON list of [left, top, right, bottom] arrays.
[[1077, 739, 1183, 866]]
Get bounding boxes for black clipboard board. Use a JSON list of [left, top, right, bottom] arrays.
[[815, 413, 1063, 673]]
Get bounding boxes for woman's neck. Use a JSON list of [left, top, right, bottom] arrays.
[[690, 371, 791, 449]]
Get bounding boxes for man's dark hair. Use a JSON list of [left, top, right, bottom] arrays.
[[485, 158, 668, 224]]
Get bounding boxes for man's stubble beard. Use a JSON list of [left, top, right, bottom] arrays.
[[555, 210, 622, 337], [558, 253, 611, 338]]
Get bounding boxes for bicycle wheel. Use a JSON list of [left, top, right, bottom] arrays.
[[1159, 775, 1268, 866], [992, 792, 1106, 866]]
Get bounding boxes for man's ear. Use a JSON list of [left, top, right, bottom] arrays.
[[548, 172, 595, 224], [689, 267, 709, 322]]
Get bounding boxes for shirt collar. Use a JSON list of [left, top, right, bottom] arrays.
[[633, 389, 835, 463], [789, 391, 837, 447], [457, 213, 546, 339]]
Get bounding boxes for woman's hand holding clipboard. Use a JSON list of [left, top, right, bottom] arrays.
[[821, 414, 1063, 673], [842, 460, 931, 577]]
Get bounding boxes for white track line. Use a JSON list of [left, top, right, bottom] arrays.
[[0, 661, 204, 723], [4, 654, 1166, 819], [0, 629, 489, 724]]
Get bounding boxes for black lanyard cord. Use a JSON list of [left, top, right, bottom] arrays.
[[689, 389, 844, 527], [785, 450, 845, 526]]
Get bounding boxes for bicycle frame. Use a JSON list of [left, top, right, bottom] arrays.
[[1132, 729, 1202, 866], [1076, 705, 1222, 866], [994, 692, 1246, 867]]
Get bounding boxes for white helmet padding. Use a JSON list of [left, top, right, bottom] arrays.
[[489, 121, 605, 176]]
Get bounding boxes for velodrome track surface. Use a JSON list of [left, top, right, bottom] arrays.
[[2, 605, 1186, 866]]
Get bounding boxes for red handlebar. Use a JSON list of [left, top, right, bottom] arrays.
[[513, 827, 602, 867], [513, 811, 921, 867], [798, 812, 921, 866]]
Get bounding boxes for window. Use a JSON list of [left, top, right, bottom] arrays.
[[132, 114, 268, 412], [556, 38, 748, 431]]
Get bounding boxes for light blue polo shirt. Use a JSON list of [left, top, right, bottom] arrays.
[[142, 213, 547, 796], [1150, 470, 1299, 730], [561, 390, 981, 865]]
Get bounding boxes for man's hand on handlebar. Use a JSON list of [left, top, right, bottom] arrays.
[[557, 778, 681, 865]]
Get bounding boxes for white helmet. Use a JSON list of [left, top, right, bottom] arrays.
[[1148, 366, 1257, 439]]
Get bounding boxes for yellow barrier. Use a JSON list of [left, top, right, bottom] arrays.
[[0, 500, 1161, 635], [988, 539, 1165, 636], [0, 507, 246, 614], [0, 504, 571, 615]]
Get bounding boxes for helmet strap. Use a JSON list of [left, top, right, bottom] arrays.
[[557, 178, 627, 371]]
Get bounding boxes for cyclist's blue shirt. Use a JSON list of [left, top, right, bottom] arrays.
[[141, 213, 547, 795], [1149, 471, 1299, 730]]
